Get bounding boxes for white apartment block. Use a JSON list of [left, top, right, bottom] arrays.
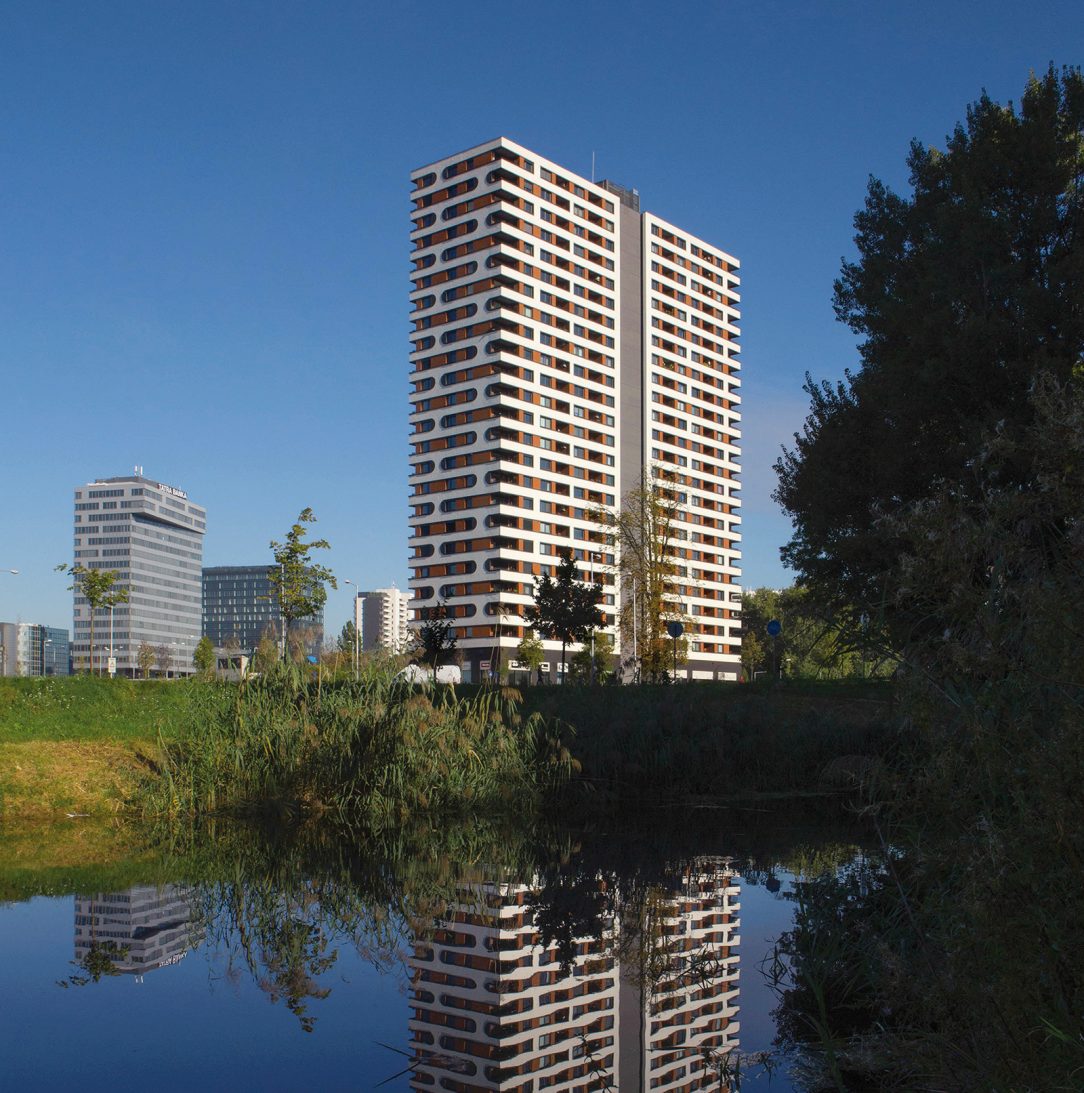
[[72, 474, 205, 676], [406, 859, 740, 1090], [356, 585, 411, 653], [409, 138, 742, 682]]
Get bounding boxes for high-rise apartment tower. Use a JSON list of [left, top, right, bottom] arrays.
[[72, 474, 205, 676], [409, 139, 742, 681]]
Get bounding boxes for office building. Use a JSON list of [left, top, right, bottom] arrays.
[[409, 139, 742, 682], [72, 473, 205, 676], [202, 565, 324, 654], [356, 586, 410, 653], [0, 623, 69, 677], [74, 884, 193, 977]]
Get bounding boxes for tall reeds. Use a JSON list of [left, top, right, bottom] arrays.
[[150, 661, 573, 822]]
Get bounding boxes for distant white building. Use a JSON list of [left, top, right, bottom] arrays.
[[356, 586, 410, 653]]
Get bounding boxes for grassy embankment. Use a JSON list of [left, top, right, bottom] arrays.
[[0, 672, 896, 823], [0, 677, 197, 822]]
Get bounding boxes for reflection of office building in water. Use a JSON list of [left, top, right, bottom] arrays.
[[74, 885, 193, 977], [407, 860, 740, 1090]]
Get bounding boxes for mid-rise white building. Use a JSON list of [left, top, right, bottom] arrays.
[[72, 473, 205, 676], [409, 139, 742, 682], [356, 585, 411, 653]]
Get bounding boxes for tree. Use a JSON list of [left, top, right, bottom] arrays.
[[774, 66, 1084, 647], [193, 636, 216, 679], [137, 641, 155, 680], [591, 470, 688, 682], [56, 564, 130, 675], [253, 635, 278, 674], [516, 633, 545, 683], [523, 552, 604, 682], [337, 620, 358, 656], [569, 631, 614, 685], [739, 627, 765, 682], [155, 644, 172, 678], [415, 601, 457, 672], [269, 509, 337, 658]]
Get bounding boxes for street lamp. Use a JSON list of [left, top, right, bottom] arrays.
[[588, 551, 603, 685], [0, 571, 16, 679], [343, 580, 360, 681]]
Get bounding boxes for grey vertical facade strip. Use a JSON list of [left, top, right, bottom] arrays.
[[617, 200, 644, 497]]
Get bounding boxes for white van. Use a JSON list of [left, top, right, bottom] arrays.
[[395, 663, 462, 685]]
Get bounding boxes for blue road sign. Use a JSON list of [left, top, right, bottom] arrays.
[[667, 621, 684, 639], [766, 619, 782, 637]]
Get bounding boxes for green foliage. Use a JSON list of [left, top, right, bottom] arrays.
[[269, 508, 337, 634], [337, 620, 357, 656], [568, 631, 613, 684], [149, 662, 575, 823], [775, 66, 1084, 647], [414, 601, 457, 670], [523, 552, 604, 680], [253, 636, 278, 674], [193, 636, 215, 678], [591, 471, 689, 682], [137, 641, 155, 679], [516, 633, 545, 676], [524, 681, 897, 801], [740, 587, 891, 680], [55, 563, 129, 674]]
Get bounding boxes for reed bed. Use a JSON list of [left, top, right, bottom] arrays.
[[150, 662, 574, 822]]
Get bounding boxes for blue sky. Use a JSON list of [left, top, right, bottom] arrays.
[[2, 1, 1079, 635]]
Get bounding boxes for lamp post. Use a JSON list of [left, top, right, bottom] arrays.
[[0, 572, 16, 680], [588, 551, 602, 685], [343, 580, 360, 681]]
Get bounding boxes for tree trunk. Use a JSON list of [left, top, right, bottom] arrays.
[[561, 640, 567, 683]]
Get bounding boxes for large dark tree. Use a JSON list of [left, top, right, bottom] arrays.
[[774, 66, 1084, 644]]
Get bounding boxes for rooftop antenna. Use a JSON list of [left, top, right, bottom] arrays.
[[134, 464, 143, 476], [591, 151, 596, 183]]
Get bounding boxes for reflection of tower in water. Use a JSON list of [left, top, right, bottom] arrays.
[[74, 885, 193, 979], [621, 859, 741, 1091], [407, 859, 740, 1091], [409, 882, 620, 1090]]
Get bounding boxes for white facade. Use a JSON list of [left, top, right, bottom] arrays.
[[406, 859, 741, 1090], [409, 139, 741, 681], [72, 474, 205, 676], [356, 586, 411, 653]]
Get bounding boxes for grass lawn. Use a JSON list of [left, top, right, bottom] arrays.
[[0, 677, 197, 821]]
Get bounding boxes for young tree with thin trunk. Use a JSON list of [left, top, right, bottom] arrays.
[[137, 641, 155, 680], [269, 508, 337, 659], [193, 636, 216, 679], [56, 564, 129, 675], [591, 470, 688, 683]]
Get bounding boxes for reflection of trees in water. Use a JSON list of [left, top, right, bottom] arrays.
[[57, 941, 131, 988], [109, 805, 863, 1088]]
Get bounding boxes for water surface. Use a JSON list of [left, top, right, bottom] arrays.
[[0, 806, 859, 1090]]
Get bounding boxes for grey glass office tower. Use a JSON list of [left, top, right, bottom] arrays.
[[72, 474, 205, 676], [202, 565, 324, 653]]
